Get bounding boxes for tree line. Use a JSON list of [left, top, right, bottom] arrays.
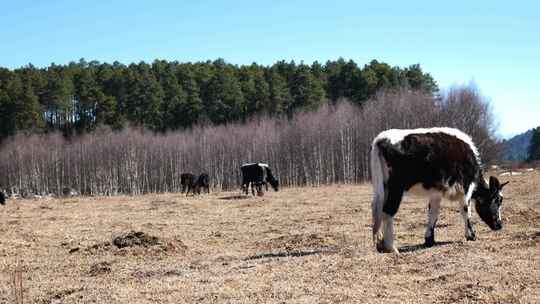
[[528, 127, 540, 162], [0, 87, 499, 196], [0, 58, 437, 140]]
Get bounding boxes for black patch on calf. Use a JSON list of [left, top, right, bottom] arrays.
[[382, 176, 404, 216]]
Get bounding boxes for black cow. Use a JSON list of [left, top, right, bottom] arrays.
[[194, 173, 210, 194], [371, 127, 509, 253], [180, 173, 196, 194], [181, 172, 210, 196], [241, 163, 279, 196], [0, 191, 5, 205]]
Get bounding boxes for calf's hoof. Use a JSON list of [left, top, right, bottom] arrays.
[[466, 234, 477, 241], [376, 240, 399, 254], [424, 236, 435, 247]]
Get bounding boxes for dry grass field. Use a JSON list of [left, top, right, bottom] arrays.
[[1, 170, 539, 303]]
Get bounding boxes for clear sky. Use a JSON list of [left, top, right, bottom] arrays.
[[1, 0, 538, 138]]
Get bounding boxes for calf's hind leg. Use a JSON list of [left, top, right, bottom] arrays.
[[379, 179, 404, 253]]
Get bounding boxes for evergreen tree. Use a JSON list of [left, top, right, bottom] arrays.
[[124, 63, 164, 130], [290, 64, 326, 114], [16, 82, 44, 131], [73, 68, 99, 132], [405, 64, 438, 94], [266, 67, 291, 115], [159, 65, 188, 130], [203, 61, 244, 124], [528, 127, 540, 161], [177, 65, 203, 127], [239, 65, 270, 117], [42, 66, 75, 131]]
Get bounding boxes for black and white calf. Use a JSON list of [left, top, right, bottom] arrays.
[[241, 163, 279, 196], [370, 128, 508, 253]]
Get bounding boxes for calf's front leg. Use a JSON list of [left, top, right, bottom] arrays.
[[461, 199, 476, 241], [424, 195, 441, 247]]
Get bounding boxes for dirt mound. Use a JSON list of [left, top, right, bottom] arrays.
[[84, 231, 187, 255], [113, 231, 160, 248], [88, 261, 112, 276]]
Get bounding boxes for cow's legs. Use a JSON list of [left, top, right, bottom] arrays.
[[379, 179, 403, 253], [185, 184, 191, 197], [255, 183, 263, 196], [424, 195, 441, 247], [461, 198, 476, 241]]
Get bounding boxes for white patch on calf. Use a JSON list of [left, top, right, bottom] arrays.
[[373, 127, 481, 165], [465, 182, 476, 202]]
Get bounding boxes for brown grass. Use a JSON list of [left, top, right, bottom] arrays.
[[1, 171, 539, 303]]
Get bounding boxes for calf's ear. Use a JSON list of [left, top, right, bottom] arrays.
[[500, 181, 510, 189], [489, 176, 500, 192]]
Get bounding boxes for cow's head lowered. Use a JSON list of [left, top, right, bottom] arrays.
[[264, 167, 279, 191], [268, 177, 279, 191], [473, 176, 509, 231]]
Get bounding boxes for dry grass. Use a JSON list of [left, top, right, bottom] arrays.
[[1, 171, 539, 303]]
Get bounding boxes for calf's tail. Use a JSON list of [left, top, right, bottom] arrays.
[[370, 141, 387, 245]]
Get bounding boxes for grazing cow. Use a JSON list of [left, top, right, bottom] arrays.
[[180, 173, 196, 194], [370, 128, 509, 253], [193, 173, 210, 195], [0, 191, 5, 205], [181, 172, 210, 196], [241, 163, 279, 196]]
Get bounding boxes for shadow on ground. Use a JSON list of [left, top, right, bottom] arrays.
[[245, 249, 338, 260], [399, 241, 455, 253], [219, 195, 251, 200]]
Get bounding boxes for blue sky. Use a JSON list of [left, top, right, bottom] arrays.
[[1, 0, 538, 138]]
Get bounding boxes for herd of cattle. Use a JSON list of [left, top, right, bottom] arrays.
[[179, 163, 279, 197], [0, 128, 512, 253]]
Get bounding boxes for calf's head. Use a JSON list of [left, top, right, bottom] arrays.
[[474, 176, 509, 230], [268, 178, 279, 191]]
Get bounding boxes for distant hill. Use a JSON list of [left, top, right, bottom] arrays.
[[502, 129, 533, 161]]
